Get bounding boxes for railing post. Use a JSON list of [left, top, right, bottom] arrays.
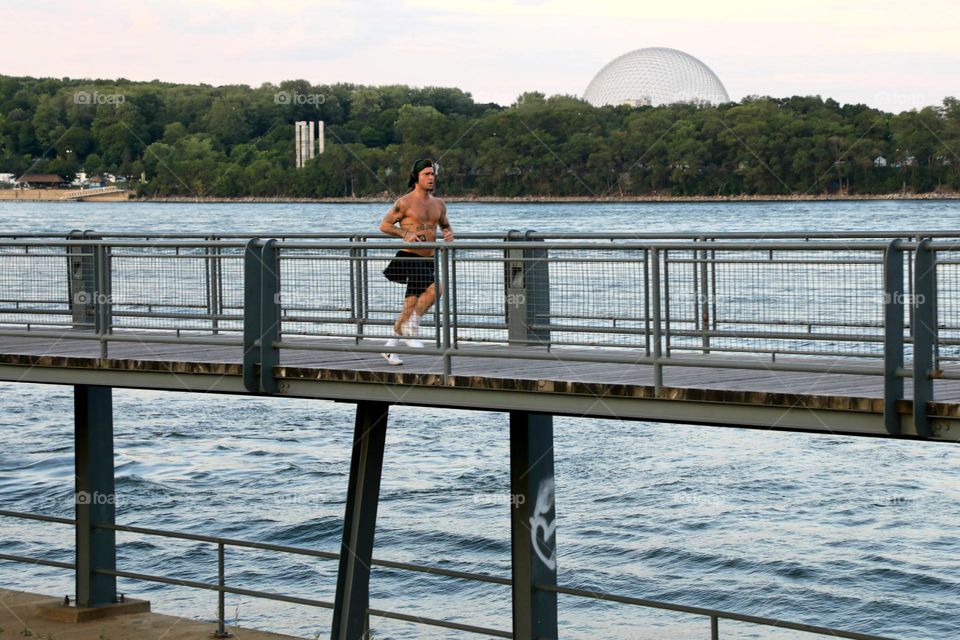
[[434, 252, 443, 348], [651, 248, 664, 394], [331, 401, 389, 640], [505, 230, 551, 347], [912, 239, 938, 437], [242, 239, 280, 394], [509, 410, 558, 640], [94, 242, 111, 358], [441, 246, 452, 376], [206, 236, 222, 336], [350, 236, 366, 345], [883, 240, 905, 435], [213, 542, 232, 637], [643, 248, 651, 356], [663, 249, 671, 357], [75, 384, 116, 608], [699, 238, 710, 354]]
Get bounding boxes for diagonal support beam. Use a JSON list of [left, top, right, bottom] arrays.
[[331, 401, 389, 640]]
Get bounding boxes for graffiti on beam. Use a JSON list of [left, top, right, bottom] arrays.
[[530, 478, 557, 571]]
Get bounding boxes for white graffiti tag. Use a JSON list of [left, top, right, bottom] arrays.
[[529, 478, 557, 571]]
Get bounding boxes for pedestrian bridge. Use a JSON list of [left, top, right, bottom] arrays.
[[1, 230, 957, 440], [0, 230, 953, 640]]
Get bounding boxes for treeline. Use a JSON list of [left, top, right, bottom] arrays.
[[1, 74, 958, 197]]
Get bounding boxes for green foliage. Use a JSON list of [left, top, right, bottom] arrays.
[[0, 74, 957, 196]]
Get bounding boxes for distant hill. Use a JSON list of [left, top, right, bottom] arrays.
[[0, 75, 957, 198]]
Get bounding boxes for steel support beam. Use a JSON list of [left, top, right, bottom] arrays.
[[913, 240, 937, 437], [74, 384, 117, 607], [331, 401, 389, 640], [243, 238, 280, 393], [883, 240, 905, 434], [510, 411, 558, 640]]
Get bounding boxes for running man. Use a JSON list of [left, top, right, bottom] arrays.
[[379, 158, 454, 365]]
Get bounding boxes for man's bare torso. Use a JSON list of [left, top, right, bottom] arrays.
[[392, 193, 445, 257]]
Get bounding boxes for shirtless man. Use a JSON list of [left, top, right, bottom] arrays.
[[378, 159, 454, 365]]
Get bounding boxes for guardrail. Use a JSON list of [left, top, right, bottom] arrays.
[[0, 232, 957, 435], [0, 509, 896, 640]]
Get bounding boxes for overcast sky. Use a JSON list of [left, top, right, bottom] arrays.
[[2, 0, 956, 113]]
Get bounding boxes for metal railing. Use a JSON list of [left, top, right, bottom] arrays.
[[0, 231, 957, 435], [0, 509, 896, 639]]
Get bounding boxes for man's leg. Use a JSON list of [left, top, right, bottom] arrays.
[[383, 296, 418, 366], [414, 283, 441, 317], [394, 295, 418, 335]]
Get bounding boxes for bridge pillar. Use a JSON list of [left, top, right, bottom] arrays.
[[509, 411, 558, 640], [331, 401, 389, 640], [74, 384, 117, 608]]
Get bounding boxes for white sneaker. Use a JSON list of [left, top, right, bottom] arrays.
[[381, 353, 403, 366], [403, 337, 424, 349], [381, 338, 403, 365]]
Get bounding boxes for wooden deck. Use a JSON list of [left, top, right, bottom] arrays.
[[1, 332, 958, 440]]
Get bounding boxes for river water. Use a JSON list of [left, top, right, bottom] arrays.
[[1, 200, 959, 639]]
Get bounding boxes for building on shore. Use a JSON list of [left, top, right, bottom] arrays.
[[14, 173, 70, 189]]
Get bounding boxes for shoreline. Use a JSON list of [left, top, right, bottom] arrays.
[[142, 192, 960, 204], [2, 191, 959, 204]]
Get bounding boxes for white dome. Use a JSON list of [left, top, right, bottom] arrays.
[[584, 47, 729, 107]]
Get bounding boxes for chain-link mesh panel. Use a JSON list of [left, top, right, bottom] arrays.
[[936, 248, 960, 364], [540, 249, 649, 349], [0, 244, 75, 330], [681, 247, 887, 358], [109, 247, 244, 335], [278, 248, 358, 339], [450, 248, 508, 345]]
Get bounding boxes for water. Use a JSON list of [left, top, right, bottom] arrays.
[[1, 200, 959, 639]]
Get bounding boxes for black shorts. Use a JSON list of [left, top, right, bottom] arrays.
[[383, 250, 436, 298]]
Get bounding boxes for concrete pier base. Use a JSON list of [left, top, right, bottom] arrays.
[[0, 589, 301, 640], [36, 595, 150, 623]]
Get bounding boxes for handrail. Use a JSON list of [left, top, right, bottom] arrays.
[[0, 509, 896, 639]]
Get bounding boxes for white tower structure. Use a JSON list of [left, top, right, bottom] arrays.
[[295, 121, 325, 168]]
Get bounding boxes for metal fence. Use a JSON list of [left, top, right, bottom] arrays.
[[0, 232, 957, 432]]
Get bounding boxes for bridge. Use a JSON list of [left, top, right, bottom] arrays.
[[57, 186, 126, 201], [1, 229, 954, 639]]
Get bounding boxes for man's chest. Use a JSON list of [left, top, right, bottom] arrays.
[[403, 206, 441, 227]]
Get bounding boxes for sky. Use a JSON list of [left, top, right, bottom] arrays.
[[1, 0, 957, 113]]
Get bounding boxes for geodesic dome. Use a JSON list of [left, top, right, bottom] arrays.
[[584, 47, 729, 107]]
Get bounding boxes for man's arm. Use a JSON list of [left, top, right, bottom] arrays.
[[379, 200, 414, 240], [438, 200, 454, 242]]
